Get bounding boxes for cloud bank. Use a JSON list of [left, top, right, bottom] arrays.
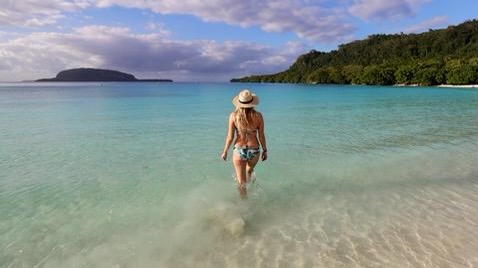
[[0, 0, 359, 42], [0, 0, 90, 27], [348, 0, 431, 21], [96, 0, 356, 42], [0, 26, 304, 81], [0, 0, 441, 81], [403, 16, 448, 33], [1, 0, 435, 31]]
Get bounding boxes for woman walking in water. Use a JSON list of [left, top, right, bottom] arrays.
[[221, 89, 267, 198]]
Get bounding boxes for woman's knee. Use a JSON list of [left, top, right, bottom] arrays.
[[246, 166, 254, 173]]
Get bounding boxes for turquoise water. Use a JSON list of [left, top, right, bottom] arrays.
[[1, 82, 477, 267]]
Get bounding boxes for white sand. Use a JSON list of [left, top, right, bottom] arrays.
[[436, 84, 478, 88]]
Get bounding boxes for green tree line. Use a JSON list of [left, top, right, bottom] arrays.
[[231, 20, 478, 85]]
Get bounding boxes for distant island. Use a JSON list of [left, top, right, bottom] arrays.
[[36, 68, 173, 82], [232, 20, 478, 86]]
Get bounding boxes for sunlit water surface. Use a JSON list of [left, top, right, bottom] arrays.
[[1, 82, 477, 267]]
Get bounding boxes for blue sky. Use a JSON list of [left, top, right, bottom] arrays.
[[0, 0, 476, 82]]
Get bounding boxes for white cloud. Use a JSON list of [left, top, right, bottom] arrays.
[[0, 26, 306, 82], [0, 0, 355, 42], [402, 16, 448, 33], [348, 0, 431, 21], [0, 0, 92, 27], [96, 0, 355, 42], [146, 22, 171, 36]]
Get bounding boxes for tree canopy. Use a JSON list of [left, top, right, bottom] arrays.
[[231, 20, 478, 85]]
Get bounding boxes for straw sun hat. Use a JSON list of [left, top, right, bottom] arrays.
[[232, 89, 260, 108]]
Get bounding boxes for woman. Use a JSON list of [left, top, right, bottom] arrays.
[[221, 89, 267, 198]]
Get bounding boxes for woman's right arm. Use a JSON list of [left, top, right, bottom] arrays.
[[221, 113, 235, 161]]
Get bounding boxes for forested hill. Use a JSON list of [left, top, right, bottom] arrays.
[[232, 20, 478, 85], [36, 68, 173, 82]]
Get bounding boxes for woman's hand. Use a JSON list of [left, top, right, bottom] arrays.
[[261, 151, 267, 161], [221, 151, 228, 161]]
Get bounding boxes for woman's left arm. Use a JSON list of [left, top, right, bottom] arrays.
[[257, 113, 267, 161], [221, 113, 235, 161]]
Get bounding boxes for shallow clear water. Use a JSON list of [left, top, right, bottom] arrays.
[[1, 82, 477, 267]]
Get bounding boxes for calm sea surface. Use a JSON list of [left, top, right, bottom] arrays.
[[1, 82, 477, 267]]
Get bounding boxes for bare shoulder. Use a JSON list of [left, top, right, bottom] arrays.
[[254, 111, 264, 127], [228, 112, 236, 125], [255, 111, 264, 120]]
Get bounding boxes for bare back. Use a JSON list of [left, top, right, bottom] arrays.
[[231, 110, 263, 148]]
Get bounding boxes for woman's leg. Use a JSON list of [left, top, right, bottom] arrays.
[[246, 154, 260, 182], [232, 152, 247, 198]]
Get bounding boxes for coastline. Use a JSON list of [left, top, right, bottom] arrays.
[[395, 83, 478, 88], [436, 84, 478, 89]]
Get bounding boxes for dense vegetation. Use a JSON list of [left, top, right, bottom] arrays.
[[232, 20, 478, 85]]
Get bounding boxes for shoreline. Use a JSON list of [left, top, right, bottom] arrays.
[[436, 84, 478, 88], [395, 83, 478, 88]]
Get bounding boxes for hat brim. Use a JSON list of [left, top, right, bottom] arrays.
[[232, 95, 260, 108]]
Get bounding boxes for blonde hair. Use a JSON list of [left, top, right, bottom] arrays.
[[234, 107, 259, 130]]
